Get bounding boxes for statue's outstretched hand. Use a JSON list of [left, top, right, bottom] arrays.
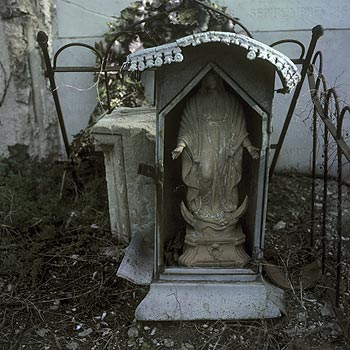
[[247, 145, 260, 159], [172, 145, 185, 160]]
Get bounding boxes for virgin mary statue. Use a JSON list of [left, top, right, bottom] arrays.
[[172, 71, 259, 267]]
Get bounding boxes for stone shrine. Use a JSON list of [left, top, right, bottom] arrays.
[[94, 31, 300, 320]]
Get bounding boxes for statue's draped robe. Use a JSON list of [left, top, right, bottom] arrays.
[[178, 88, 248, 222]]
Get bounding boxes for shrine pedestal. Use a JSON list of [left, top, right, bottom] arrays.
[[179, 226, 249, 267], [136, 275, 284, 320]]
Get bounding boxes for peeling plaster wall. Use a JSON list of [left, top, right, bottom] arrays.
[[0, 0, 62, 158], [0, 0, 63, 158]]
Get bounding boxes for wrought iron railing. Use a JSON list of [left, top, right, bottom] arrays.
[[307, 50, 350, 335]]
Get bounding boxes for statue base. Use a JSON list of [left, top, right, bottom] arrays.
[[178, 223, 250, 267], [135, 274, 285, 321]]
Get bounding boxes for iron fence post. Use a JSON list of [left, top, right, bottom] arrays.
[[269, 25, 324, 179], [37, 31, 70, 157]]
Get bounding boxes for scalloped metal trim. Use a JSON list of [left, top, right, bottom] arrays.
[[122, 31, 301, 93]]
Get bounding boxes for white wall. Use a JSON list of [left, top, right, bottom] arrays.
[[54, 0, 131, 142], [223, 0, 350, 175], [53, 0, 350, 175]]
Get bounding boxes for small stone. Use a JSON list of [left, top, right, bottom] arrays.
[[127, 325, 139, 338], [35, 328, 49, 337], [183, 343, 194, 349], [128, 339, 136, 348], [78, 328, 93, 337], [150, 327, 157, 336], [297, 312, 306, 322], [144, 326, 151, 331], [329, 323, 342, 336], [321, 303, 334, 317], [202, 324, 209, 329], [102, 246, 120, 258], [273, 221, 286, 231], [164, 339, 175, 348], [66, 341, 79, 350]]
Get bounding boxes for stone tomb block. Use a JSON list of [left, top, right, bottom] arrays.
[[98, 32, 300, 320], [92, 107, 156, 284]]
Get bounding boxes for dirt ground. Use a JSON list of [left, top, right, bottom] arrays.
[[0, 154, 349, 350]]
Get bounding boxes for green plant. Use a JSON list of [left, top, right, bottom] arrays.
[[71, 1, 237, 163], [94, 0, 234, 110]]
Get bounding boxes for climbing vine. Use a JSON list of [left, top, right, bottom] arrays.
[[94, 0, 237, 109], [71, 0, 238, 159]]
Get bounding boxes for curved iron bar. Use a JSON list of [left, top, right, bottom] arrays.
[[310, 67, 328, 250], [325, 88, 341, 120], [270, 39, 305, 60], [314, 71, 327, 95], [53, 43, 103, 70], [52, 43, 113, 112], [307, 73, 349, 160], [338, 106, 350, 138], [312, 50, 323, 75]]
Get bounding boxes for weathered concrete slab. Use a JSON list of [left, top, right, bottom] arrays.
[[136, 278, 284, 320], [117, 231, 153, 285], [92, 107, 156, 242], [93, 107, 156, 284]]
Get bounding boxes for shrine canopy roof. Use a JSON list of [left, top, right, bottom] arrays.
[[122, 31, 300, 94]]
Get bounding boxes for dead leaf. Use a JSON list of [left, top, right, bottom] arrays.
[[302, 259, 322, 288], [264, 263, 291, 289]]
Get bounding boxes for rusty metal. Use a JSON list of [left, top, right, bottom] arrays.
[[270, 39, 306, 60], [322, 112, 329, 275], [138, 163, 156, 180], [307, 49, 350, 332], [37, 31, 70, 157], [269, 25, 324, 179]]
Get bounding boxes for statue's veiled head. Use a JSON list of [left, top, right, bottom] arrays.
[[201, 71, 224, 91]]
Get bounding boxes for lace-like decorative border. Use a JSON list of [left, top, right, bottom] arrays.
[[122, 31, 300, 93]]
